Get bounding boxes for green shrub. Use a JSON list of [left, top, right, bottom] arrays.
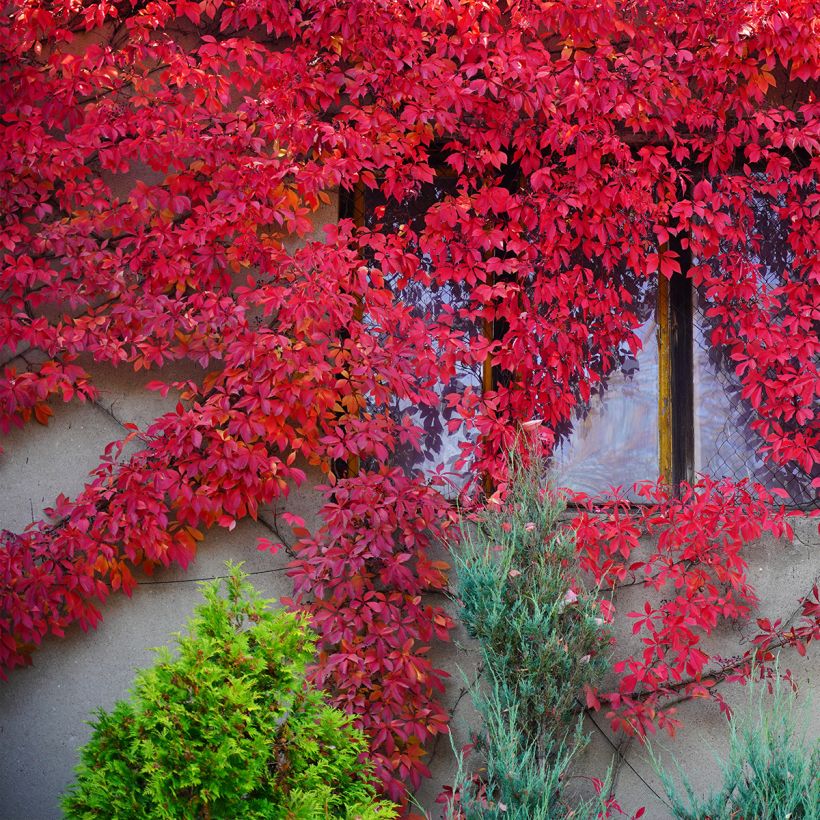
[[446, 452, 613, 819], [62, 564, 397, 820], [652, 671, 819, 820]]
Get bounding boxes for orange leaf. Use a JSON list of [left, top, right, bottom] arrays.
[[34, 403, 53, 425]]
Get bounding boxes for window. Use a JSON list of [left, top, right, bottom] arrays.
[[344, 175, 816, 508], [555, 187, 817, 508], [551, 272, 660, 497], [691, 185, 817, 507]]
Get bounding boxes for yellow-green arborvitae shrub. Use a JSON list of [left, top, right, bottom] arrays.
[[62, 564, 397, 820]]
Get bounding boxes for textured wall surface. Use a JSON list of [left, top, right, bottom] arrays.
[[1, 195, 817, 819]]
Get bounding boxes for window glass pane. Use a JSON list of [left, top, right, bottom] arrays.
[[694, 303, 767, 484], [693, 191, 817, 507], [363, 181, 482, 489], [552, 278, 659, 497]]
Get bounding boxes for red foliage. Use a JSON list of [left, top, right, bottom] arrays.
[[283, 469, 455, 801], [571, 477, 816, 737], [1, 0, 818, 805]]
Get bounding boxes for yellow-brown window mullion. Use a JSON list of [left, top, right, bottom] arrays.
[[657, 273, 673, 486]]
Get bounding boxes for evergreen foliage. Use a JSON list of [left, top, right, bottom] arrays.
[[62, 564, 397, 820], [652, 673, 819, 820], [446, 453, 613, 818]]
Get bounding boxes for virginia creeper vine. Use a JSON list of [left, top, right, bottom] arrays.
[[1, 0, 818, 806]]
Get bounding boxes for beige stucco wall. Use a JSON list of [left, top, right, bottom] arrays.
[[1, 195, 817, 819]]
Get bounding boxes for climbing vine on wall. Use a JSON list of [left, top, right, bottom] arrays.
[[1, 0, 818, 806]]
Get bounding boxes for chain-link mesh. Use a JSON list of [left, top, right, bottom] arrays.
[[694, 287, 818, 510], [692, 184, 818, 509]]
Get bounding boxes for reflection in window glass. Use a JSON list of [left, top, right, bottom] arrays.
[[363, 182, 482, 488], [694, 304, 765, 484], [693, 191, 817, 507], [552, 280, 659, 497]]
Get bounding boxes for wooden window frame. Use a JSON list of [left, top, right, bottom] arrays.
[[659, 236, 695, 491]]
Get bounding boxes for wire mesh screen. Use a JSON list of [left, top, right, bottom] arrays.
[[693, 190, 818, 509], [353, 181, 482, 488]]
